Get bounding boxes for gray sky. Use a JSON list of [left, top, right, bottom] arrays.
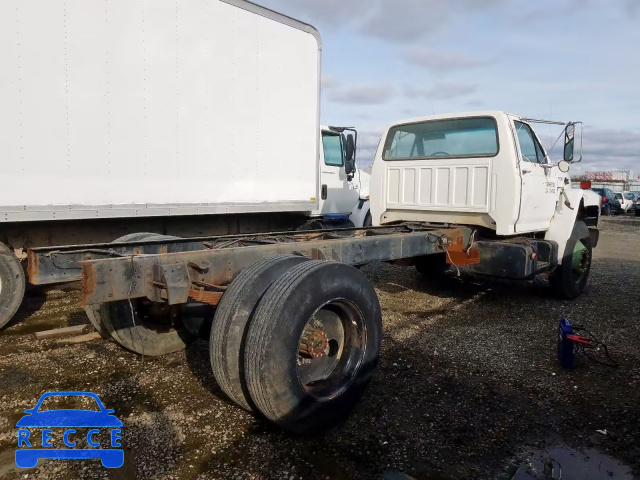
[[258, 0, 639, 173]]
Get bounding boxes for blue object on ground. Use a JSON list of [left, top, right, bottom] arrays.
[[558, 318, 575, 369]]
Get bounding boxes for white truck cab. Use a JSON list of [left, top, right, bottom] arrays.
[[312, 126, 371, 228], [371, 111, 600, 298]]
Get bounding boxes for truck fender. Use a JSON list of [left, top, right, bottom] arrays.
[[580, 188, 602, 209], [545, 189, 596, 261], [349, 200, 371, 228]]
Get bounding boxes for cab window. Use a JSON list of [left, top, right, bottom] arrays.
[[383, 117, 498, 160], [514, 121, 546, 163], [322, 133, 344, 167]]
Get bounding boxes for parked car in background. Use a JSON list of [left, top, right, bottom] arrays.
[[615, 192, 633, 214], [631, 192, 640, 216], [592, 188, 622, 216]]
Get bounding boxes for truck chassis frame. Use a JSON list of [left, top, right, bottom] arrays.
[[27, 224, 477, 307]]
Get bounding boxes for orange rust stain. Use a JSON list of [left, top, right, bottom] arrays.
[[80, 263, 96, 305], [27, 250, 39, 285]]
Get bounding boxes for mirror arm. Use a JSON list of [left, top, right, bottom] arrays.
[[576, 122, 584, 163]]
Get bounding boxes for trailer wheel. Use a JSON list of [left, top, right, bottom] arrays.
[[84, 305, 111, 339], [415, 253, 450, 277], [550, 221, 592, 299], [86, 233, 194, 355], [210, 255, 309, 411], [84, 232, 172, 339], [245, 261, 382, 434], [0, 242, 25, 330]]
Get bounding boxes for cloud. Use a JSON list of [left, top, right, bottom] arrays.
[[356, 0, 506, 42], [402, 47, 489, 71], [356, 130, 385, 168], [321, 75, 337, 90], [328, 84, 395, 105], [624, 0, 639, 16], [405, 83, 477, 99], [577, 128, 640, 173], [264, 0, 505, 43]]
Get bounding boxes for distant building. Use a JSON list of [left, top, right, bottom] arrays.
[[584, 170, 635, 182], [572, 170, 640, 192]]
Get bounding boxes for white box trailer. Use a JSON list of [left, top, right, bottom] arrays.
[[0, 0, 374, 330], [0, 0, 320, 220]]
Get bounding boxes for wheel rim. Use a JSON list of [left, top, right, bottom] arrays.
[[296, 299, 367, 401], [570, 238, 591, 283]]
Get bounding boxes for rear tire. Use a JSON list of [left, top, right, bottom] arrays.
[[550, 221, 592, 299], [210, 255, 309, 411], [87, 233, 195, 356], [245, 261, 382, 434], [0, 242, 25, 330], [602, 204, 611, 216]]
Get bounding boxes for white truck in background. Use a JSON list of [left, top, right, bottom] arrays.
[[0, 0, 370, 329]]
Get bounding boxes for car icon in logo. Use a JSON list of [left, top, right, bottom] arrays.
[[15, 391, 123, 469]]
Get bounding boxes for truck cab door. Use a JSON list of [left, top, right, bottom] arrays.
[[513, 120, 559, 233], [318, 131, 359, 215]]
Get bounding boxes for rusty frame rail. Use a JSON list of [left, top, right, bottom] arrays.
[[78, 225, 474, 306], [27, 226, 411, 286]]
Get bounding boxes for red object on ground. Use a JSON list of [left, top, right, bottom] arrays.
[[566, 334, 595, 347]]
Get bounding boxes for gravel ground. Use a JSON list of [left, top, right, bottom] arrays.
[[0, 216, 638, 479]]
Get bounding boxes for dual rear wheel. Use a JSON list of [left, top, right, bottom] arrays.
[[210, 256, 382, 433]]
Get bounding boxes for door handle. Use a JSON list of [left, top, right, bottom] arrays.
[[321, 185, 328, 200]]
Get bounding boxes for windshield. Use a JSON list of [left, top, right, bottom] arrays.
[[624, 192, 635, 200], [383, 117, 499, 160], [615, 193, 623, 199]]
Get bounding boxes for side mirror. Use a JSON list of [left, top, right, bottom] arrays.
[[564, 124, 575, 162], [558, 160, 570, 173], [345, 134, 356, 176]]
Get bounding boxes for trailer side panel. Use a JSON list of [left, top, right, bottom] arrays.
[[0, 0, 321, 221]]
